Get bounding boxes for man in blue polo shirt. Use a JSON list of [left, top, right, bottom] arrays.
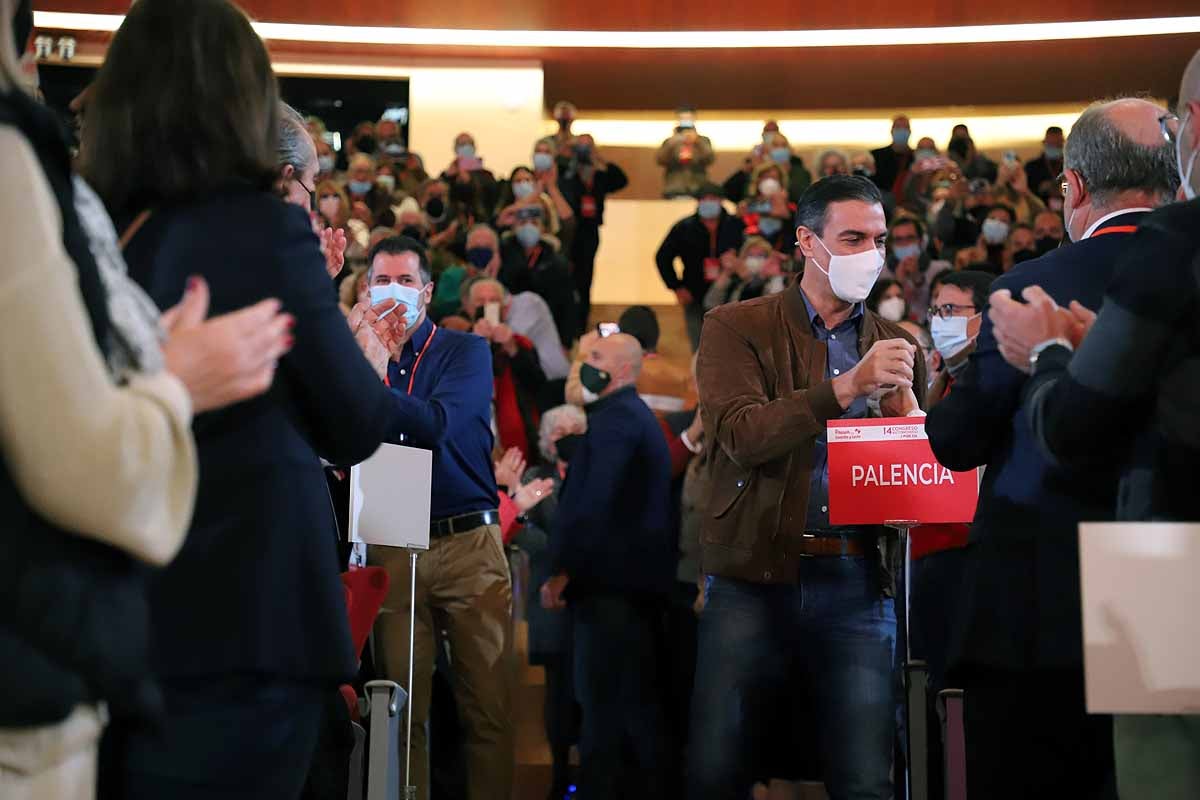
[[361, 236, 512, 800]]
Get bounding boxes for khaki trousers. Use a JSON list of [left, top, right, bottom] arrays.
[[0, 704, 105, 800], [370, 524, 514, 800]]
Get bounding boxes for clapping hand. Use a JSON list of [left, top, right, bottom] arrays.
[[320, 227, 347, 280], [493, 447, 526, 492], [990, 286, 1093, 373]]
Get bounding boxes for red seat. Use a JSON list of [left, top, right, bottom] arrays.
[[339, 567, 390, 721], [341, 566, 390, 660]]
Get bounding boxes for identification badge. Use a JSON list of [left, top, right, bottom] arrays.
[[580, 195, 597, 219], [704, 257, 721, 282]]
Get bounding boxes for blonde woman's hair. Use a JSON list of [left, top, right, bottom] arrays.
[[739, 235, 773, 259]]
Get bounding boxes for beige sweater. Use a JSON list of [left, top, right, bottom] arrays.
[[0, 126, 197, 566]]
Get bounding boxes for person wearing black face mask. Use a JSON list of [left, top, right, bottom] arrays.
[[540, 332, 675, 800], [1008, 222, 1039, 265], [1033, 209, 1065, 254]]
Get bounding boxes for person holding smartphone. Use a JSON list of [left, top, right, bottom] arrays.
[[440, 132, 500, 222]]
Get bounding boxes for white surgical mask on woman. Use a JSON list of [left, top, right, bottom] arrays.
[[877, 296, 906, 323], [512, 180, 536, 200], [758, 177, 782, 197]]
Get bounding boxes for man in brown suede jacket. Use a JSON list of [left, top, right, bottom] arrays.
[[689, 175, 926, 800]]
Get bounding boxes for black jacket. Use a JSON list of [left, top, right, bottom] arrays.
[[123, 187, 400, 683], [1023, 201, 1200, 523], [0, 90, 155, 727], [869, 145, 913, 194], [560, 163, 628, 227], [655, 211, 745, 303], [498, 237, 579, 346], [549, 387, 674, 597], [926, 211, 1148, 672]]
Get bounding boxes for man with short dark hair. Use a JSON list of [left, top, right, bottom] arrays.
[[690, 175, 926, 800], [926, 270, 995, 403], [881, 216, 950, 323], [360, 236, 514, 800], [655, 182, 745, 350], [925, 96, 1180, 800], [1025, 125, 1066, 205]]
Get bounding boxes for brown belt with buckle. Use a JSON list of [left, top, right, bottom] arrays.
[[795, 533, 868, 558]]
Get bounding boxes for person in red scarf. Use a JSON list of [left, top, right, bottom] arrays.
[[472, 314, 547, 463]]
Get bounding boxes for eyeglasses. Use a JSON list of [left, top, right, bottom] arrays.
[[928, 303, 977, 320], [1159, 112, 1180, 146]]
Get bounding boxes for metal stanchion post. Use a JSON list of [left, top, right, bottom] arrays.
[[404, 551, 418, 800], [888, 520, 928, 800]]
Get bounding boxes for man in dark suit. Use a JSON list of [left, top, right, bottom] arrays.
[[870, 114, 915, 199], [925, 97, 1180, 800], [540, 333, 675, 800]]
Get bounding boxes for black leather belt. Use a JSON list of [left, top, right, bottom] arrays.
[[430, 510, 499, 539]]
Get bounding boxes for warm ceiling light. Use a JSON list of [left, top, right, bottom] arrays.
[[33, 11, 1200, 48]]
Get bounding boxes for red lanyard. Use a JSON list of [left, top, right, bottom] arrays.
[[527, 245, 543, 269], [384, 325, 439, 394], [1090, 225, 1139, 237], [707, 225, 718, 258]]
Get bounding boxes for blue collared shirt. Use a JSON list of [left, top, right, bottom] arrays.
[[798, 288, 869, 531], [385, 318, 498, 520]]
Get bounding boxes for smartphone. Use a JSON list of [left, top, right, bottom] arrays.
[[1003, 150, 1019, 165], [484, 302, 501, 326], [457, 155, 483, 173], [597, 322, 620, 338]]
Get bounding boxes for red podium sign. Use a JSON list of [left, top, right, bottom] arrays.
[[827, 418, 978, 525]]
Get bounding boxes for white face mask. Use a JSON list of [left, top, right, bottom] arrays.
[[758, 177, 782, 197], [877, 296, 906, 323], [744, 255, 767, 276], [512, 180, 536, 200], [811, 236, 885, 304], [1177, 108, 1198, 201], [930, 314, 979, 360], [981, 218, 1009, 245]]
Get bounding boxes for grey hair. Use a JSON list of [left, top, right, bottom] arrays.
[[1065, 99, 1180, 205], [278, 102, 316, 173], [460, 276, 509, 307], [817, 148, 849, 168], [467, 223, 500, 249], [538, 404, 587, 463]]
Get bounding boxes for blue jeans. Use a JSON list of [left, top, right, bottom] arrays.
[[688, 557, 896, 800]]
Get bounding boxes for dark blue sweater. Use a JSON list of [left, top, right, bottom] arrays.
[[549, 386, 674, 596]]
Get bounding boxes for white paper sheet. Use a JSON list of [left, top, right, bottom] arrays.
[[1079, 522, 1200, 714], [349, 444, 432, 551]]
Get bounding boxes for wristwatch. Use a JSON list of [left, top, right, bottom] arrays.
[[1029, 337, 1074, 369]]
